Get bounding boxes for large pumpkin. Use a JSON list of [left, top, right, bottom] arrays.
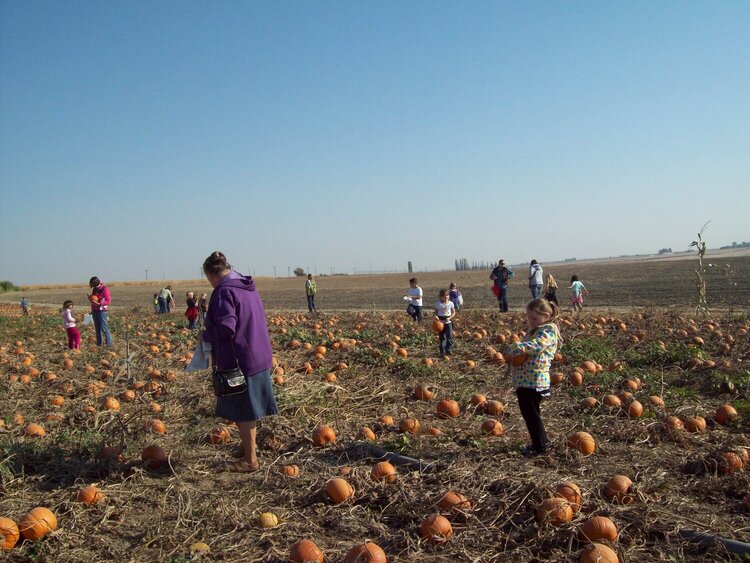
[[19, 507, 57, 541]]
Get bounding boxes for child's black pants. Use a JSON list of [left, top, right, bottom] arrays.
[[516, 386, 549, 452]]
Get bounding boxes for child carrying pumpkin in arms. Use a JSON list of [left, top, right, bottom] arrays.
[[505, 298, 561, 456]]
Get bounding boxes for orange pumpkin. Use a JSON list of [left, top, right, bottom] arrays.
[[344, 541, 387, 563], [567, 432, 596, 455], [290, 539, 325, 563], [480, 419, 504, 436], [536, 497, 573, 526], [436, 399, 460, 419], [580, 543, 619, 563], [413, 384, 434, 401], [579, 515, 618, 543], [437, 491, 472, 514], [325, 478, 354, 504], [0, 517, 19, 550], [281, 464, 301, 478], [370, 461, 397, 483], [19, 507, 57, 541], [606, 475, 634, 503], [483, 400, 504, 415], [77, 485, 105, 505], [141, 444, 168, 469], [418, 514, 453, 543], [555, 482, 582, 514], [399, 417, 421, 434], [312, 424, 336, 447]]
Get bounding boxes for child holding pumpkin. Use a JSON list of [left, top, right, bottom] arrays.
[[506, 298, 561, 456], [434, 289, 456, 356]]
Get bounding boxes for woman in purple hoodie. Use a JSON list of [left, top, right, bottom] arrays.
[[201, 251, 278, 472]]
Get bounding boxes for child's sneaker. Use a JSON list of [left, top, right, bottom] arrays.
[[519, 445, 547, 457]]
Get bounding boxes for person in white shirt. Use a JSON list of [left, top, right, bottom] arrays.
[[62, 300, 80, 350], [434, 289, 456, 356], [528, 260, 544, 299], [407, 277, 423, 322]]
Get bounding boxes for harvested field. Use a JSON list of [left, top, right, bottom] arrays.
[[2, 253, 749, 313], [1, 303, 749, 561]]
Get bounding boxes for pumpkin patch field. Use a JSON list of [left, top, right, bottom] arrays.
[[1, 307, 749, 561]]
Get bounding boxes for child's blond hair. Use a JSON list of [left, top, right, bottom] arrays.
[[527, 298, 559, 320], [546, 274, 558, 289]]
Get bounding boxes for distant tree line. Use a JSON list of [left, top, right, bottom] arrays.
[[455, 258, 495, 271], [720, 242, 750, 249], [0, 281, 20, 293], [658, 248, 673, 254]]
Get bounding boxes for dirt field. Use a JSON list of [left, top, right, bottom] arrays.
[[2, 253, 749, 314], [1, 251, 749, 561], [1, 302, 749, 561]]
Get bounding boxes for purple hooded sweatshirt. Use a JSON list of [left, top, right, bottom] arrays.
[[202, 271, 273, 376]]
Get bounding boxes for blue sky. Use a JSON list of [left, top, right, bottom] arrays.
[[1, 1, 748, 284]]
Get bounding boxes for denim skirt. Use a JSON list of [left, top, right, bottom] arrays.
[[216, 368, 278, 422]]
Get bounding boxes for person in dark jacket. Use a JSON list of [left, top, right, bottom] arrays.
[[490, 259, 512, 312], [201, 251, 278, 472]]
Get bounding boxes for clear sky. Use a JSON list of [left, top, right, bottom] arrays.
[[1, 1, 748, 285]]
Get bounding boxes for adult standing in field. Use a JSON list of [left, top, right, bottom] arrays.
[[158, 285, 174, 314], [20, 297, 30, 316], [305, 274, 317, 312], [490, 260, 512, 312], [201, 251, 278, 473], [88, 276, 112, 346], [528, 259, 544, 299]]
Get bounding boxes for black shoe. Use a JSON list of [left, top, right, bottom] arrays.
[[520, 445, 547, 457]]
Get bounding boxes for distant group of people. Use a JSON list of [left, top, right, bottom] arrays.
[[153, 286, 208, 328]]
